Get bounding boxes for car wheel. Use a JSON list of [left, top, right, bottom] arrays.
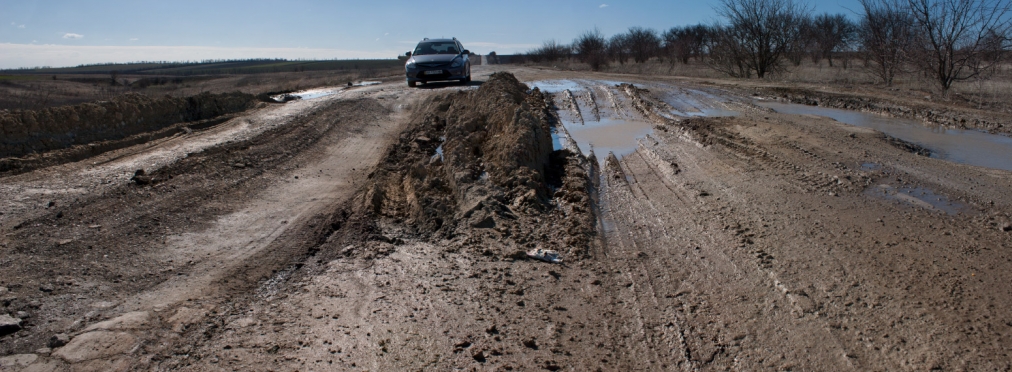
[[408, 80, 416, 87]]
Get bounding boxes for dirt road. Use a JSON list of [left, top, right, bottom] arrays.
[[2, 66, 1012, 371]]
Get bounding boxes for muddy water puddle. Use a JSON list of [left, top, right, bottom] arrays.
[[866, 184, 969, 215], [564, 118, 656, 158], [271, 82, 382, 102], [271, 88, 338, 102], [756, 101, 1012, 172]]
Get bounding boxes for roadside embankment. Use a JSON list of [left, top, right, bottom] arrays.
[[0, 92, 257, 162]]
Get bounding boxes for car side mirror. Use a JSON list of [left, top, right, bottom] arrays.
[[462, 49, 470, 55], [405, 51, 412, 57]]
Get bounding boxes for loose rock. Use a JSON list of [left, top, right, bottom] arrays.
[[50, 333, 70, 348], [0, 314, 22, 336]]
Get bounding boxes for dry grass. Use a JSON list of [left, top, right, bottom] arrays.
[[0, 67, 403, 111]]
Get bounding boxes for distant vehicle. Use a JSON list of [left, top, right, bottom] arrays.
[[404, 38, 471, 87]]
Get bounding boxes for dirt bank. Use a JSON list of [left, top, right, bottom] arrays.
[[753, 86, 1012, 136], [0, 92, 256, 161]]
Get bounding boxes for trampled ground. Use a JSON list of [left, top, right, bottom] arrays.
[[2, 66, 1011, 371]]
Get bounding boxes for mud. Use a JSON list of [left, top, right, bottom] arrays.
[[329, 71, 596, 257], [2, 67, 1012, 371]]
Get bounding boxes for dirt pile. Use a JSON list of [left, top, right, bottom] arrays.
[[0, 91, 256, 159], [760, 87, 1011, 135], [336, 72, 595, 259]]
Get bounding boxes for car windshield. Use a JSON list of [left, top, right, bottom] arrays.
[[413, 41, 460, 56]]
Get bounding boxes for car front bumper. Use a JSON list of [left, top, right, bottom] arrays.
[[406, 65, 467, 82]]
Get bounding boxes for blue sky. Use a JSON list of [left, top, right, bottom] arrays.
[[0, 0, 864, 69]]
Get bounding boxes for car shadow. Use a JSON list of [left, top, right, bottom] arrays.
[[415, 80, 484, 90]]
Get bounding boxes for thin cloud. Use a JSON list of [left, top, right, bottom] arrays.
[[18, 25, 25, 29], [129, 38, 139, 41], [464, 41, 540, 54], [0, 43, 400, 69], [599, 3, 608, 8], [63, 33, 84, 39]]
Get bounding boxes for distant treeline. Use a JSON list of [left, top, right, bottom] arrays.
[[1, 58, 403, 76], [520, 0, 1011, 96]]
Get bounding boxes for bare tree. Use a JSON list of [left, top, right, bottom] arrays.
[[859, 0, 915, 85], [707, 25, 755, 77], [626, 27, 662, 63], [811, 13, 858, 66], [663, 26, 692, 65], [527, 39, 570, 63], [787, 16, 817, 66], [905, 0, 1012, 96], [686, 24, 715, 61], [608, 33, 631, 65], [574, 28, 609, 71], [663, 25, 714, 64], [715, 0, 811, 78]]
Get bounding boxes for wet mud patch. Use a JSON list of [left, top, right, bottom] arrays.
[[866, 184, 971, 215]]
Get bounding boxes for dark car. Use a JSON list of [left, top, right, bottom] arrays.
[[404, 38, 471, 87]]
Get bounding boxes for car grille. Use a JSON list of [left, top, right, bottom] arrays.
[[417, 62, 448, 68]]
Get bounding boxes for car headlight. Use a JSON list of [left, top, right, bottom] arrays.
[[406, 60, 416, 69], [450, 57, 462, 68]]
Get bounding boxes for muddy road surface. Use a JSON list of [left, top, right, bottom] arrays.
[[2, 67, 1012, 371]]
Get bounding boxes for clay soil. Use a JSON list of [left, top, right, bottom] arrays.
[[2, 66, 1012, 371]]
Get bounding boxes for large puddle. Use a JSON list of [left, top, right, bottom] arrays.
[[564, 118, 656, 158], [756, 101, 1012, 172]]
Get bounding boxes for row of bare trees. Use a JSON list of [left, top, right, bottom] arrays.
[[525, 0, 1011, 96]]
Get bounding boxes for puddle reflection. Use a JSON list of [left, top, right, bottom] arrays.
[[866, 184, 969, 215]]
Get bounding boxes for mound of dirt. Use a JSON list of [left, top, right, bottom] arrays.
[[0, 91, 256, 158], [333, 72, 596, 259]]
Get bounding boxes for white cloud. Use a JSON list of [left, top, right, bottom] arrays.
[[384, 32, 389, 36], [0, 43, 400, 69], [10, 22, 14, 26], [62, 33, 84, 39], [599, 3, 608, 8], [18, 24, 25, 29], [129, 38, 139, 41]]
